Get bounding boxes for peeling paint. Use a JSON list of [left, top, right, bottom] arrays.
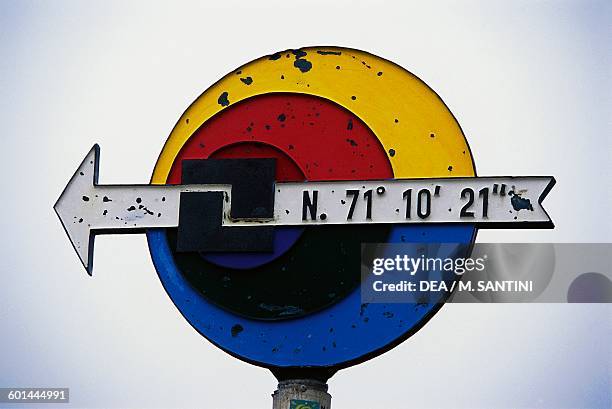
[[218, 91, 230, 107]]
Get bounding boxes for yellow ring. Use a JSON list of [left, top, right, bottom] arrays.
[[152, 47, 475, 184]]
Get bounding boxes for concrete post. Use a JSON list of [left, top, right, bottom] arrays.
[[272, 379, 331, 409]]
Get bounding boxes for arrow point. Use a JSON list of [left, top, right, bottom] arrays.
[[54, 145, 100, 275]]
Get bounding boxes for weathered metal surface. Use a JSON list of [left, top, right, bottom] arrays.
[[177, 158, 277, 252], [272, 380, 331, 409], [151, 47, 476, 184], [54, 145, 553, 274], [55, 47, 556, 375], [145, 45, 479, 370], [247, 177, 553, 226], [165, 92, 394, 279], [148, 224, 475, 368]]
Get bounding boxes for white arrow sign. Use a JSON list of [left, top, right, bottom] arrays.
[[54, 145, 555, 274]]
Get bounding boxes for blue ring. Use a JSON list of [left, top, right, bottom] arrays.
[[147, 224, 475, 368]]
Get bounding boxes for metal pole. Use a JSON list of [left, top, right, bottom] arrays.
[[272, 379, 331, 409]]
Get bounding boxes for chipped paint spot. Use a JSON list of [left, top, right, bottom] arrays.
[[240, 76, 253, 85], [359, 303, 369, 316], [218, 92, 230, 107], [509, 189, 534, 211], [388, 148, 396, 157], [259, 303, 304, 316], [294, 58, 312, 73], [317, 50, 341, 55], [231, 324, 244, 337], [291, 49, 307, 58]]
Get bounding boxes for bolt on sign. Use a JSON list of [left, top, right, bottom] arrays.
[[55, 47, 554, 390]]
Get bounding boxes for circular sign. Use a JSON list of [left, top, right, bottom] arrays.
[[147, 47, 476, 371]]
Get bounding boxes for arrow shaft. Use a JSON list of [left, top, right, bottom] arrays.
[[249, 176, 553, 227], [78, 177, 553, 231], [78, 184, 231, 230], [53, 146, 555, 274]]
